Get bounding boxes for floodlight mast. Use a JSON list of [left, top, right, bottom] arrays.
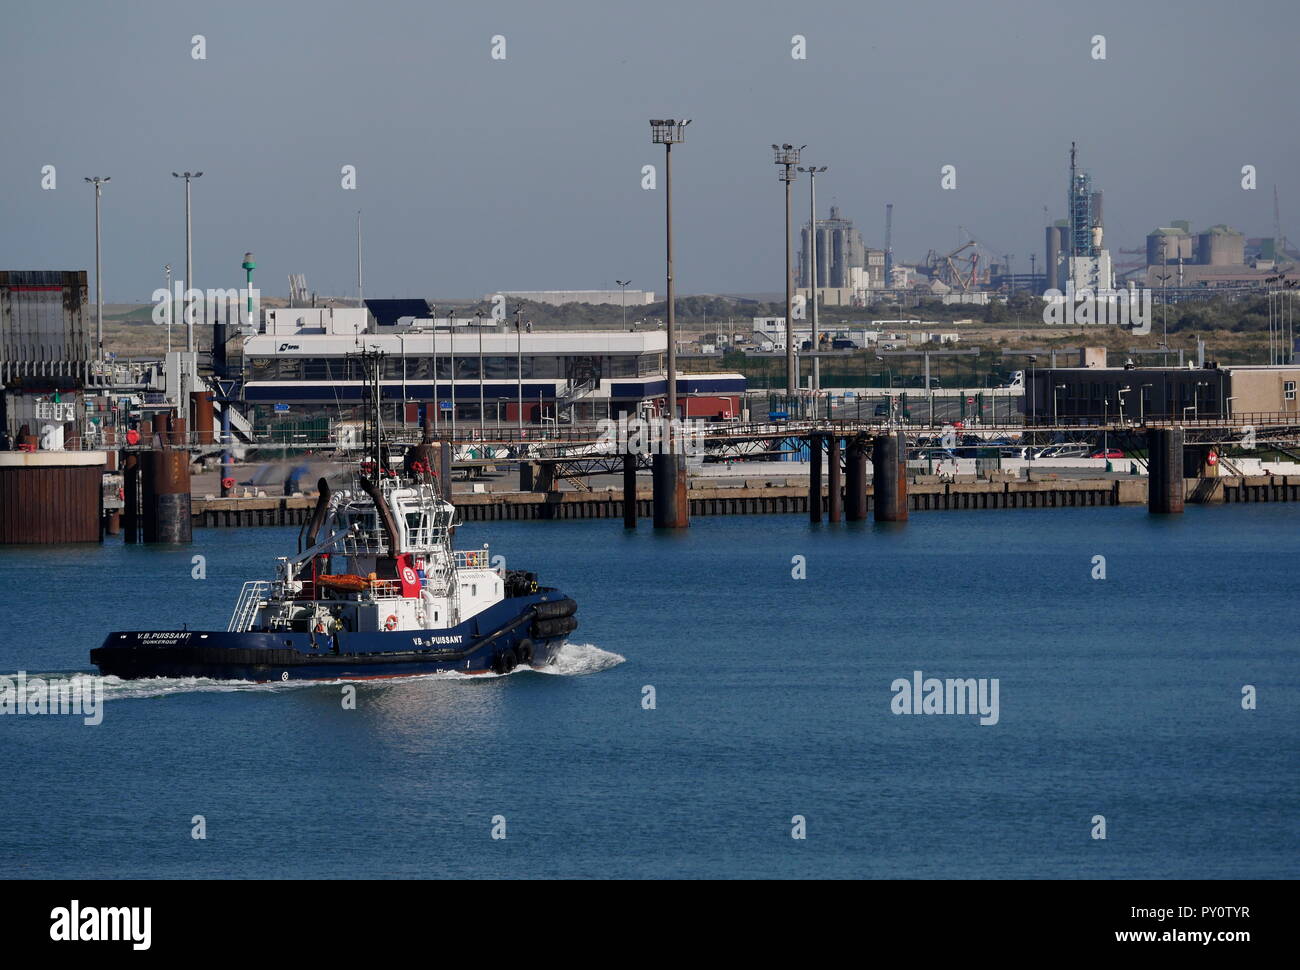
[[774, 144, 805, 396], [650, 119, 690, 422]]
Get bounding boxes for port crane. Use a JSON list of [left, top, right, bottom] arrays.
[[924, 241, 981, 292], [956, 227, 1017, 291]]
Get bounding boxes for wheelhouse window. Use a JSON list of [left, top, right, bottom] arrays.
[[404, 511, 429, 543]]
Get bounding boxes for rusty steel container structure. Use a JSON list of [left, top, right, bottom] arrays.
[[1, 271, 108, 544], [0, 271, 92, 381], [1, 269, 93, 441], [0, 451, 106, 543]]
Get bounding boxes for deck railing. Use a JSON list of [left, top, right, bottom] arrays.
[[454, 549, 490, 569], [228, 580, 270, 632]]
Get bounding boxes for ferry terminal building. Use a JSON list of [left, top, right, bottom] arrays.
[[240, 302, 745, 430]]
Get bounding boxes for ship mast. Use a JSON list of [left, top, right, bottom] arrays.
[[352, 348, 386, 474], [371, 349, 383, 473]]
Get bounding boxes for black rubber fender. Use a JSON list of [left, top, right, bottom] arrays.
[[534, 598, 577, 621], [532, 615, 578, 639], [516, 638, 534, 665]]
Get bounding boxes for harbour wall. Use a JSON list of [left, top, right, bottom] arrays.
[[189, 475, 1300, 527]]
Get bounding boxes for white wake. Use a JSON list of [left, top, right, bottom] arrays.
[[1, 641, 624, 700]]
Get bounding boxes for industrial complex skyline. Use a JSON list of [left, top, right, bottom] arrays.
[[1, 0, 1297, 302]]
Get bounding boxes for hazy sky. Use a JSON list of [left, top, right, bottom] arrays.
[[2, 0, 1296, 302]]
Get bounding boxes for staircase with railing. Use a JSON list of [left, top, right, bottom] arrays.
[[1216, 453, 1245, 477], [228, 580, 270, 632], [561, 472, 593, 492], [557, 376, 597, 412]]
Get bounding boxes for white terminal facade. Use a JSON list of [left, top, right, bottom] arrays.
[[240, 305, 745, 427]]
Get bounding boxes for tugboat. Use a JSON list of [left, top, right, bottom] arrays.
[[91, 353, 577, 682]]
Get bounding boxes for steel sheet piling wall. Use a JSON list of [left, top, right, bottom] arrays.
[[139, 452, 157, 542], [873, 430, 909, 522], [651, 451, 688, 528], [623, 452, 637, 528], [845, 436, 868, 521], [0, 456, 105, 544], [808, 433, 823, 522], [1148, 427, 1185, 514], [145, 449, 192, 543], [827, 436, 842, 522], [191, 391, 214, 445], [122, 452, 140, 542]]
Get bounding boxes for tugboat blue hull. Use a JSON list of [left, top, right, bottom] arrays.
[[92, 592, 577, 682]]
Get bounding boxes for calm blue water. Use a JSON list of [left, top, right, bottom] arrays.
[[1, 505, 1296, 879]]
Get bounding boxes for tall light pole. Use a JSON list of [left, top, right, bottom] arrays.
[[84, 177, 110, 362], [651, 119, 691, 528], [164, 263, 172, 354], [356, 210, 363, 309], [773, 144, 803, 397], [475, 309, 485, 435], [1154, 243, 1172, 365], [798, 163, 826, 392], [397, 333, 407, 408], [448, 312, 457, 435], [616, 279, 631, 331], [428, 306, 439, 436], [172, 171, 202, 353], [514, 307, 524, 433], [652, 120, 689, 422], [1027, 355, 1038, 426]]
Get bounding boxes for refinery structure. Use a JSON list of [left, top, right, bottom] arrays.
[[784, 142, 1293, 305]]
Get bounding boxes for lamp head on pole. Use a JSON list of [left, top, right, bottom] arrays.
[[650, 119, 690, 144], [773, 144, 803, 180]]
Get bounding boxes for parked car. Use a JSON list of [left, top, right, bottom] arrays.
[[1036, 444, 1089, 459], [1089, 448, 1125, 459]]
